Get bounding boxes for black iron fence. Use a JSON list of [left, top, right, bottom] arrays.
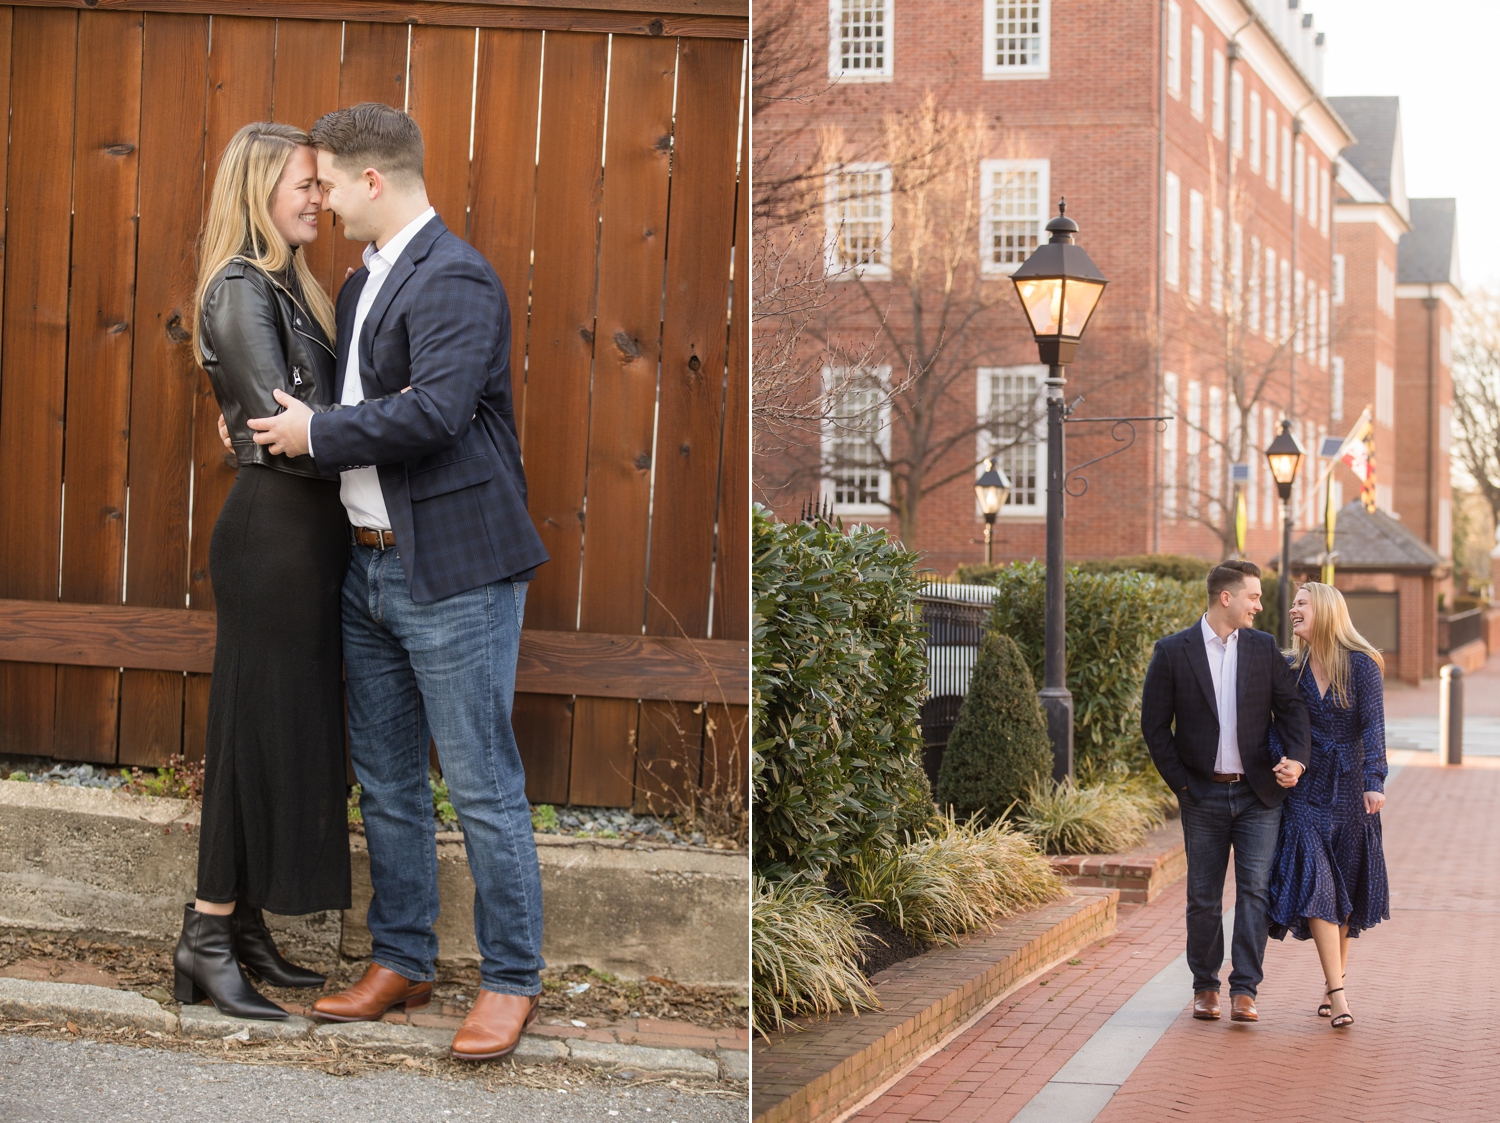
[[916, 583, 996, 783], [1439, 607, 1484, 654]]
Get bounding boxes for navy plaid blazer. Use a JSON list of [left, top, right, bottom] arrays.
[[308, 217, 549, 603], [1140, 622, 1311, 808]]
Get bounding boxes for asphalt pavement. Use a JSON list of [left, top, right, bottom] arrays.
[[0, 1035, 746, 1123]]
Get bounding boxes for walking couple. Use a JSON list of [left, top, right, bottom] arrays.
[[173, 104, 550, 1062], [1142, 561, 1390, 1029]]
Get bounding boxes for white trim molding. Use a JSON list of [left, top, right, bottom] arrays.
[[828, 0, 893, 82], [983, 0, 1050, 80]]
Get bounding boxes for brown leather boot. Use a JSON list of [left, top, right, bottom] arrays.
[[1230, 994, 1258, 1022], [1192, 990, 1221, 1020], [312, 964, 431, 1023], [449, 992, 541, 1061]]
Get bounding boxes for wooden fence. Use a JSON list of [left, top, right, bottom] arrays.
[[0, 0, 749, 812]]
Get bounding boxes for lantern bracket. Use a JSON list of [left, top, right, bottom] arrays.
[[1061, 414, 1174, 499]]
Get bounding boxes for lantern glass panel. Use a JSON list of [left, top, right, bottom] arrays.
[[1015, 276, 1064, 337], [1266, 451, 1302, 485], [1061, 279, 1105, 338]]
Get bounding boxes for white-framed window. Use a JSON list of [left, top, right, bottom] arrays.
[[1230, 220, 1243, 312], [1208, 384, 1223, 521], [1377, 258, 1395, 317], [1280, 258, 1291, 339], [1293, 139, 1305, 215], [977, 365, 1048, 516], [1165, 171, 1181, 289], [1280, 126, 1292, 200], [980, 159, 1048, 275], [1247, 402, 1259, 527], [1306, 153, 1318, 228], [1189, 26, 1204, 118], [829, 0, 891, 80], [1439, 496, 1452, 558], [1320, 167, 1331, 237], [1294, 269, 1305, 353], [1261, 408, 1276, 526], [1230, 70, 1243, 155], [1440, 403, 1452, 452], [1249, 91, 1262, 172], [1188, 189, 1204, 301], [1319, 288, 1329, 368], [1162, 371, 1179, 518], [1375, 361, 1394, 429], [1186, 379, 1202, 518], [1212, 50, 1225, 137], [1210, 206, 1223, 311], [983, 0, 1049, 78], [1330, 355, 1344, 422], [1265, 107, 1276, 187], [825, 164, 892, 279], [1166, 1, 1182, 98], [1264, 245, 1277, 340], [1376, 482, 1393, 515], [1247, 235, 1261, 333], [1332, 253, 1345, 304], [1441, 325, 1453, 368], [822, 367, 892, 515]]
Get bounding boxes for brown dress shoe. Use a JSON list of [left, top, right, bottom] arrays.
[[1230, 994, 1258, 1022], [1192, 990, 1221, 1020], [449, 991, 541, 1061], [312, 964, 431, 1023]]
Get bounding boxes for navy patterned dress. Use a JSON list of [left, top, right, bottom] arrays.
[[1267, 650, 1390, 941]]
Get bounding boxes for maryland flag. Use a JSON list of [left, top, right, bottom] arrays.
[[1337, 409, 1377, 513]]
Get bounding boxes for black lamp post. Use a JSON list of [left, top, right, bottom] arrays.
[[974, 457, 1011, 566], [1010, 199, 1108, 782], [1265, 419, 1306, 646]]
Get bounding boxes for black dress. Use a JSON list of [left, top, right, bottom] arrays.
[[195, 259, 350, 914]]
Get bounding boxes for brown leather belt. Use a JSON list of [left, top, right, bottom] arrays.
[[1212, 772, 1243, 783], [353, 526, 396, 550]]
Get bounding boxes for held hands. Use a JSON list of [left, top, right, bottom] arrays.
[[248, 388, 313, 458], [217, 413, 232, 452], [1364, 791, 1385, 815], [1272, 759, 1304, 789]]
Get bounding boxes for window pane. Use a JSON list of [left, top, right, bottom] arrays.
[[840, 0, 886, 71], [836, 171, 885, 268], [990, 167, 1041, 267], [993, 1, 1043, 68], [985, 371, 1040, 507], [831, 382, 885, 505]]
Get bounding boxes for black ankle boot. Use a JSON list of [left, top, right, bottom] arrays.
[[232, 903, 327, 989], [174, 905, 288, 1020]]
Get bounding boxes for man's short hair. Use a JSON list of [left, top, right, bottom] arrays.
[[308, 102, 424, 186], [1207, 559, 1261, 603]]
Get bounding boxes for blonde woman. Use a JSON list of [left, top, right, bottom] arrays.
[[1267, 582, 1390, 1030], [175, 123, 348, 1019]]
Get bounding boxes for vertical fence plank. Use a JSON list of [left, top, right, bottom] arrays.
[[635, 38, 742, 809], [406, 24, 473, 239], [120, 12, 208, 766], [271, 18, 342, 295], [54, 10, 144, 763], [701, 701, 746, 813], [333, 21, 409, 292], [509, 31, 608, 804], [0, 7, 75, 759], [469, 28, 540, 430], [569, 34, 677, 810]]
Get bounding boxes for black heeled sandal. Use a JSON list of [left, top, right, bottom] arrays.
[[1318, 973, 1345, 1017], [1325, 987, 1352, 1028]]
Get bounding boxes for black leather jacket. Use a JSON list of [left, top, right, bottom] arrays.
[[198, 257, 337, 479]]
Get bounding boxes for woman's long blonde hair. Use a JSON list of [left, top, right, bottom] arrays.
[[193, 122, 336, 362], [1288, 581, 1385, 707]]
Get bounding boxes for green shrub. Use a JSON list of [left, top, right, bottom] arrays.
[[955, 553, 1215, 587], [962, 562, 1201, 779], [844, 813, 1062, 943], [751, 875, 877, 1037], [1016, 778, 1166, 854], [753, 509, 933, 880], [935, 631, 1052, 824]]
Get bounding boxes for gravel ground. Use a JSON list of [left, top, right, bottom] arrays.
[[0, 1034, 746, 1123]]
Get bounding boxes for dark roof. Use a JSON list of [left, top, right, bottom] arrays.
[[1398, 198, 1461, 288], [1328, 97, 1401, 200], [1285, 500, 1442, 571]]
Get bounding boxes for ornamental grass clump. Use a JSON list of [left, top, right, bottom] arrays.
[[1016, 778, 1167, 855], [751, 875, 877, 1037], [844, 813, 1064, 944]]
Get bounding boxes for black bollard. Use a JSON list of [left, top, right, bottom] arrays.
[[1439, 664, 1464, 766]]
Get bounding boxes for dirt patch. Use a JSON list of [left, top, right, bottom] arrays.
[[854, 915, 931, 979]]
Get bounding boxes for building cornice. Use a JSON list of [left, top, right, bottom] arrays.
[[1197, 0, 1355, 160], [1396, 282, 1464, 311], [1334, 200, 1411, 244]]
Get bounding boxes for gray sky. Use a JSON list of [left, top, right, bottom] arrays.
[[1315, 0, 1496, 290]]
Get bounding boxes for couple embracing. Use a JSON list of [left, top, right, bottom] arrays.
[[1142, 561, 1390, 1029], [173, 104, 549, 1062]]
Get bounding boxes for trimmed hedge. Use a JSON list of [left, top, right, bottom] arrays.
[[935, 631, 1052, 823], [964, 562, 1201, 778], [956, 553, 1215, 587], [752, 508, 933, 880]]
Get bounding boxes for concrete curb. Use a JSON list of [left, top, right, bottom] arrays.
[[0, 976, 746, 1081]]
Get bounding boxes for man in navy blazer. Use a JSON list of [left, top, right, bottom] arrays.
[[1140, 560, 1311, 1024], [250, 103, 548, 1060]]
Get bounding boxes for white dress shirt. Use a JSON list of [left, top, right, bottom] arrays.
[[1200, 614, 1244, 774], [308, 206, 437, 530]]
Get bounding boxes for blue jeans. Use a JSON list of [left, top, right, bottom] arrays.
[[342, 544, 544, 996], [1179, 781, 1281, 998]]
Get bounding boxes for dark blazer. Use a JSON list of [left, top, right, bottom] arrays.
[[308, 217, 549, 604], [1140, 621, 1312, 808]]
